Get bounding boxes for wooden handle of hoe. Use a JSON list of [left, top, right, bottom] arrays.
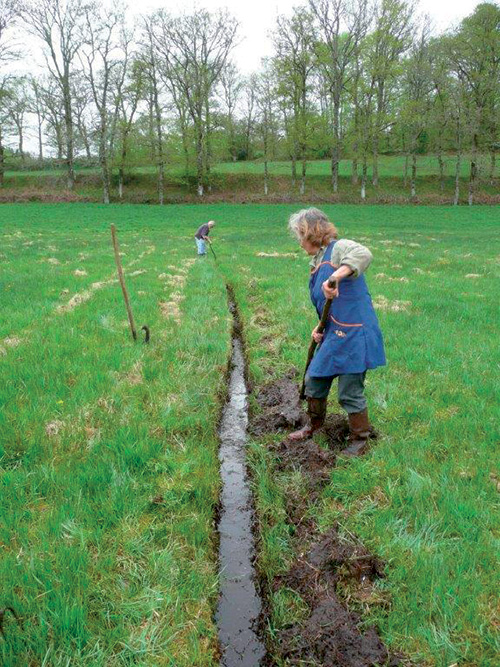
[[111, 224, 137, 341], [299, 277, 337, 400]]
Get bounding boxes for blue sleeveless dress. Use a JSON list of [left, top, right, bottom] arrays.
[[308, 241, 386, 377]]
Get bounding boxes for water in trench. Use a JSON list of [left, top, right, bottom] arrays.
[[216, 332, 265, 666]]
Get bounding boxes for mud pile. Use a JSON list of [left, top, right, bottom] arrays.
[[252, 371, 399, 666], [250, 368, 305, 436], [275, 528, 399, 667]]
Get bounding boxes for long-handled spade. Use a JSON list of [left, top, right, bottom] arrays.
[[208, 240, 217, 261], [299, 277, 337, 400], [110, 224, 150, 344]]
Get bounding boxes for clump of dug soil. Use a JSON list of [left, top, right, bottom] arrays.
[[273, 528, 400, 667], [251, 369, 351, 451], [251, 368, 305, 436], [253, 370, 397, 666]]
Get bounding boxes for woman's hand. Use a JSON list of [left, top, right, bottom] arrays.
[[322, 278, 339, 299], [312, 325, 324, 344]]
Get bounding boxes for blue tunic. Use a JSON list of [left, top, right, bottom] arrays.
[[308, 241, 386, 377]]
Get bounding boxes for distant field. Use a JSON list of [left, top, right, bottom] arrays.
[[1, 154, 499, 205], [1, 203, 499, 665], [5, 153, 498, 179]]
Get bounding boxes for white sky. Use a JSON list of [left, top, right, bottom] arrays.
[[139, 0, 483, 73]]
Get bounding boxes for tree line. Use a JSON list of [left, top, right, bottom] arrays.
[[0, 0, 499, 204]]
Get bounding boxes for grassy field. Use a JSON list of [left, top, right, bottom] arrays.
[[1, 154, 499, 205], [1, 203, 499, 665]]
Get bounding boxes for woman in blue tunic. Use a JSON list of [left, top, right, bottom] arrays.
[[288, 208, 386, 457]]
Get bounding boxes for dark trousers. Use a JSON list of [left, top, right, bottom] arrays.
[[305, 372, 367, 414]]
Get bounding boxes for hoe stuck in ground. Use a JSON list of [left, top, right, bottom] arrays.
[[110, 224, 150, 344]]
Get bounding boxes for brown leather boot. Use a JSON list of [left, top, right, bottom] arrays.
[[340, 409, 371, 457], [288, 398, 327, 441]]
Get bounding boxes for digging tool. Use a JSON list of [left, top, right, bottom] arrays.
[[110, 224, 150, 343], [208, 240, 217, 260], [111, 224, 137, 340], [299, 277, 337, 400]]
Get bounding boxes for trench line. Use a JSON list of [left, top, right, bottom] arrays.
[[216, 291, 266, 666]]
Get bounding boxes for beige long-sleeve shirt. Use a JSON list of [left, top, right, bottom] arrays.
[[309, 239, 373, 277]]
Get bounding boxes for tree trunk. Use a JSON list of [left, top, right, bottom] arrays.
[[196, 120, 204, 197], [372, 144, 378, 186], [99, 111, 110, 205], [468, 159, 476, 206], [152, 72, 165, 205], [0, 129, 4, 187], [205, 101, 212, 193], [490, 151, 496, 184], [351, 158, 358, 185], [404, 154, 409, 188], [438, 151, 445, 191], [18, 126, 24, 163], [63, 78, 75, 189], [179, 114, 190, 177], [410, 153, 416, 198], [37, 112, 44, 163], [361, 156, 367, 200], [331, 146, 338, 193], [264, 159, 268, 195], [332, 95, 340, 193], [102, 165, 110, 204], [118, 167, 124, 200], [454, 151, 461, 206], [291, 155, 297, 187], [300, 157, 306, 195]]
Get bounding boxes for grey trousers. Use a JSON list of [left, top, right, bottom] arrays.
[[305, 372, 367, 414]]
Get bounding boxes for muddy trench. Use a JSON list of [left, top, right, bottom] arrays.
[[252, 372, 405, 667], [216, 289, 266, 666], [216, 291, 405, 666]]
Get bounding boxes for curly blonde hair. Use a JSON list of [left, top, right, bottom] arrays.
[[288, 208, 338, 247]]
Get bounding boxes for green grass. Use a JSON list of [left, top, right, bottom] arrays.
[[1, 203, 499, 665], [215, 204, 499, 666], [1, 154, 499, 204], [1, 205, 232, 665]]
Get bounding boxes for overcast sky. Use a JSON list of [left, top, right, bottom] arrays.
[[9, 0, 485, 153], [139, 0, 482, 73]]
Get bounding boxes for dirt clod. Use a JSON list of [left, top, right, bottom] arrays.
[[274, 528, 393, 667], [251, 369, 305, 435], [274, 437, 336, 482]]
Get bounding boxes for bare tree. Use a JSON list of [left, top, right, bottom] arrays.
[[4, 76, 28, 162], [71, 72, 94, 159], [368, 0, 413, 186], [309, 0, 369, 192], [273, 7, 315, 194], [0, 0, 20, 185], [79, 5, 126, 203], [151, 8, 238, 196], [142, 19, 166, 204], [255, 61, 278, 195], [28, 77, 48, 162], [401, 18, 433, 198], [114, 54, 142, 200], [242, 75, 256, 160], [219, 62, 243, 162], [22, 0, 93, 189]]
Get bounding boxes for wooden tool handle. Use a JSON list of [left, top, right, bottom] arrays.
[[299, 278, 337, 399]]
